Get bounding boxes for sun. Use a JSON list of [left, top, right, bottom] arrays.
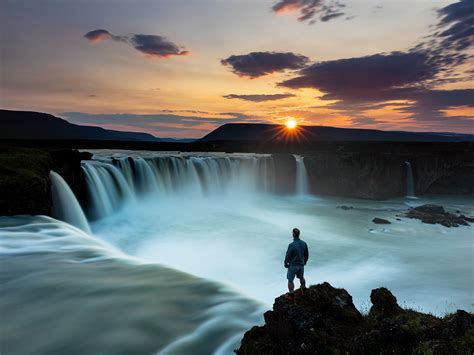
[[286, 119, 297, 129]]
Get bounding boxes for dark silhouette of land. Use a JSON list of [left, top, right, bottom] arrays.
[[200, 123, 474, 143], [0, 110, 160, 142], [1, 110, 473, 145]]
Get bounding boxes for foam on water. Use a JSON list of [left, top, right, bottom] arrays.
[[0, 215, 263, 354]]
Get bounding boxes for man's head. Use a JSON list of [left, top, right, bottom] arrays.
[[292, 228, 300, 239]]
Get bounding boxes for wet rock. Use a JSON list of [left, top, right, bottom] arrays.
[[414, 204, 446, 214], [460, 214, 474, 223], [79, 151, 93, 160], [406, 204, 472, 227], [372, 217, 391, 224], [237, 283, 474, 355]]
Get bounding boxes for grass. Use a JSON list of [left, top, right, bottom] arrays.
[[0, 147, 53, 214]]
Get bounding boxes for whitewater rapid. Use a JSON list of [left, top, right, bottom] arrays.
[[1, 149, 472, 354]]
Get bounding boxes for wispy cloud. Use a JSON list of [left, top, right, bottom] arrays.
[[221, 51, 309, 78], [223, 93, 295, 102], [436, 0, 474, 51], [84, 29, 189, 58], [272, 0, 348, 23]]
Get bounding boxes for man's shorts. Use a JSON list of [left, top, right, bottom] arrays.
[[287, 265, 304, 282]]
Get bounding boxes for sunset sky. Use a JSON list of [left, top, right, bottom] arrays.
[[1, 0, 472, 138]]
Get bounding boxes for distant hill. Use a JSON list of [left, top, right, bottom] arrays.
[[0, 110, 160, 141], [200, 123, 474, 142]]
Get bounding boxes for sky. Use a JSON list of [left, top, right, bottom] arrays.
[[0, 0, 472, 138]]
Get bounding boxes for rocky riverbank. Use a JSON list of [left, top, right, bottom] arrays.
[[237, 283, 474, 354]]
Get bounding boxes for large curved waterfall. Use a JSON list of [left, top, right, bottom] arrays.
[[82, 152, 277, 220]]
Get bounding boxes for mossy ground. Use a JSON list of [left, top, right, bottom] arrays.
[[0, 147, 53, 215]]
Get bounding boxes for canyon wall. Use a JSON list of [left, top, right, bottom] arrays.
[[0, 142, 472, 216]]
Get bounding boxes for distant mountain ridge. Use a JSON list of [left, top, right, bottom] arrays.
[[2, 110, 472, 143], [200, 123, 474, 142], [0, 110, 160, 141]]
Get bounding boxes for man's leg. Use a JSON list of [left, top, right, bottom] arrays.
[[285, 267, 296, 300], [297, 266, 306, 294], [288, 281, 295, 293]]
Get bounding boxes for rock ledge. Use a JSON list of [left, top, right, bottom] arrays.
[[237, 282, 473, 354]]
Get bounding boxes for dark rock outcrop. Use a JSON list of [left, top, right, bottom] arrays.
[[369, 287, 401, 316], [372, 217, 391, 224], [406, 204, 472, 227], [0, 147, 53, 215], [0, 147, 92, 216], [237, 283, 474, 355]]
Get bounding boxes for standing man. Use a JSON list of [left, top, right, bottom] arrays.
[[284, 228, 309, 300]]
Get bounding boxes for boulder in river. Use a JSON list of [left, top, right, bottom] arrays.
[[406, 204, 472, 227], [372, 217, 391, 224]]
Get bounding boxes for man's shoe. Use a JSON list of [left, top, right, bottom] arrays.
[[300, 287, 307, 296], [284, 293, 294, 300]]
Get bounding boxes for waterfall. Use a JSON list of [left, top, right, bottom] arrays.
[[405, 161, 415, 197], [82, 154, 276, 220], [50, 171, 91, 233], [294, 155, 309, 195]]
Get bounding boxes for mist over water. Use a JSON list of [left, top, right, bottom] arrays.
[[83, 150, 472, 312], [1, 150, 473, 354]]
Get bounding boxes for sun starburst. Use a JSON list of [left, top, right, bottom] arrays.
[[286, 119, 297, 129]]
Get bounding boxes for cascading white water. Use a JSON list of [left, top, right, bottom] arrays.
[[49, 171, 91, 233], [405, 161, 415, 197], [294, 155, 309, 195], [82, 153, 276, 220]]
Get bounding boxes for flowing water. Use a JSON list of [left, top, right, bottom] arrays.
[[1, 150, 473, 354], [294, 154, 309, 195], [50, 171, 91, 233], [405, 161, 416, 198]]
